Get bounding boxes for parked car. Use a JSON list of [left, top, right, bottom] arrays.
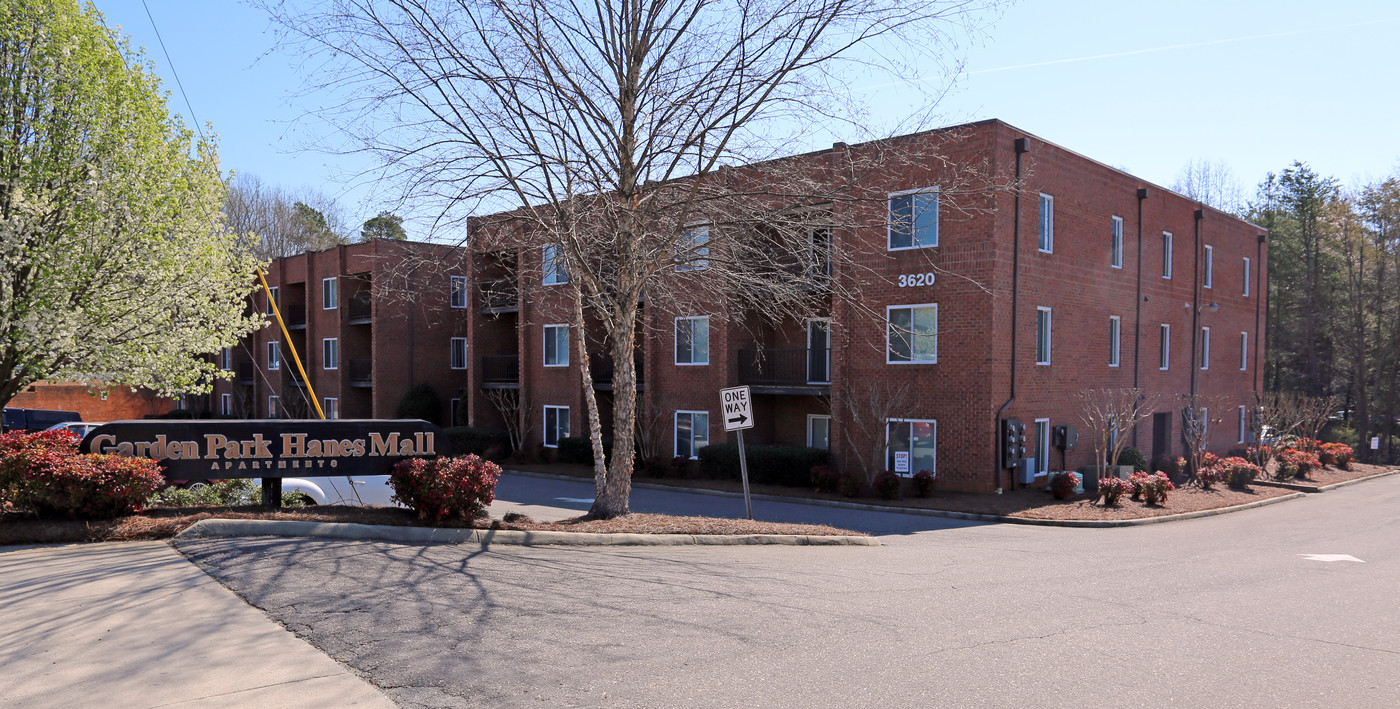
[[44, 421, 105, 440], [259, 475, 401, 507]]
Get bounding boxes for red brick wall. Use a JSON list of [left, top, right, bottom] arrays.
[[8, 382, 173, 422]]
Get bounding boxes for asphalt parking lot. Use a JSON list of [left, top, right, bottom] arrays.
[[169, 473, 1400, 708]]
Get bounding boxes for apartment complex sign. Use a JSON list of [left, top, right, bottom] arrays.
[[80, 419, 444, 480]]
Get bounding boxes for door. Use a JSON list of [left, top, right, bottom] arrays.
[[1152, 412, 1171, 461], [807, 319, 831, 384]]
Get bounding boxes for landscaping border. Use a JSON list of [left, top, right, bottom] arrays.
[[1252, 468, 1400, 494]]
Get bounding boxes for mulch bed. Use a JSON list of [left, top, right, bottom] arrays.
[[1254, 462, 1392, 490]]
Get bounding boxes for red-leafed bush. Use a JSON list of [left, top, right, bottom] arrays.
[[1276, 448, 1321, 480], [1049, 471, 1080, 500], [389, 455, 502, 524], [1318, 442, 1353, 470], [911, 470, 937, 498], [1, 429, 165, 518], [873, 471, 902, 500], [1196, 463, 1225, 490], [1217, 457, 1262, 489], [838, 471, 862, 498], [1130, 471, 1175, 505], [1096, 476, 1131, 507], [810, 465, 840, 494]]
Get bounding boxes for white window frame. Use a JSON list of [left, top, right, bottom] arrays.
[[1038, 194, 1054, 253], [322, 338, 338, 370], [1035, 418, 1051, 475], [220, 393, 231, 417], [542, 244, 569, 285], [219, 347, 231, 371], [885, 418, 937, 477], [1035, 307, 1052, 365], [674, 410, 710, 459], [450, 398, 461, 427], [1110, 216, 1124, 269], [1240, 331, 1249, 371], [675, 224, 711, 272], [886, 303, 939, 364], [543, 405, 570, 447], [450, 275, 469, 308], [887, 187, 940, 251], [450, 337, 468, 370], [807, 414, 831, 450], [268, 341, 281, 371], [1109, 316, 1121, 368], [675, 316, 710, 365], [1159, 324, 1170, 370], [543, 324, 569, 367], [322, 277, 338, 309], [1238, 405, 1247, 445], [1162, 232, 1173, 279], [268, 395, 281, 419], [1201, 326, 1211, 371], [324, 397, 338, 420], [1203, 245, 1214, 289], [1243, 258, 1251, 297], [266, 286, 279, 315]]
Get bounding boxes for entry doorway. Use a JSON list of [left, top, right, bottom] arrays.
[[807, 319, 831, 384], [1152, 412, 1171, 461]]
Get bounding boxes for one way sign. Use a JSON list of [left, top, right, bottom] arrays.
[[719, 386, 754, 431]]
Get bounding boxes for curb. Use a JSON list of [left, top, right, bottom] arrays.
[[1317, 468, 1400, 492], [1252, 468, 1399, 494], [173, 519, 880, 547], [503, 469, 1316, 528]]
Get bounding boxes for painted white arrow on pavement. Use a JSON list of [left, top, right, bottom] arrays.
[[1299, 554, 1364, 563]]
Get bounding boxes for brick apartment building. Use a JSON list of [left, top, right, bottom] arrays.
[[222, 119, 1266, 493]]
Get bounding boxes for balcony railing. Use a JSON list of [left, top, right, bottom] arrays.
[[478, 278, 519, 312], [287, 368, 308, 387], [348, 294, 372, 324], [285, 304, 306, 328], [481, 354, 520, 383], [589, 352, 644, 385], [737, 347, 830, 386], [237, 361, 254, 385], [348, 358, 373, 386]]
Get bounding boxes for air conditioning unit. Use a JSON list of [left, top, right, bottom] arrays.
[[1017, 458, 1037, 484]]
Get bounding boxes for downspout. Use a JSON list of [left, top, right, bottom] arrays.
[[995, 136, 1030, 491], [1254, 233, 1265, 392], [1189, 209, 1204, 396], [1132, 188, 1148, 448]]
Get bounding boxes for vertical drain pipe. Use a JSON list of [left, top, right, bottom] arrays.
[[1132, 188, 1148, 448], [1190, 209, 1204, 396], [995, 136, 1030, 491], [1254, 233, 1265, 392]]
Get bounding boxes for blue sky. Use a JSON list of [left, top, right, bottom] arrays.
[[91, 0, 1400, 234]]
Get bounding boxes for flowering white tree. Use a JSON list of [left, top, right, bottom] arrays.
[[0, 0, 262, 408]]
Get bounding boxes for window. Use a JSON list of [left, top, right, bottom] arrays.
[[1162, 232, 1173, 279], [266, 286, 279, 315], [1110, 216, 1124, 268], [886, 304, 938, 364], [544, 324, 569, 367], [1035, 307, 1052, 365], [451, 337, 468, 370], [1238, 405, 1247, 444], [675, 411, 710, 459], [676, 224, 710, 271], [886, 419, 936, 476], [1201, 327, 1211, 370], [450, 276, 469, 308], [1243, 258, 1251, 297], [219, 347, 231, 371], [888, 188, 939, 250], [1203, 245, 1214, 289], [1240, 331, 1249, 371], [324, 398, 338, 420], [268, 341, 281, 371], [322, 277, 338, 309], [543, 244, 569, 285], [322, 338, 338, 370], [675, 316, 709, 365], [543, 406, 570, 447], [1159, 324, 1170, 370], [268, 395, 281, 419], [807, 415, 831, 450], [220, 393, 231, 417], [809, 226, 833, 277], [450, 398, 461, 427], [1109, 316, 1121, 367], [1038, 194, 1054, 253], [1035, 419, 1050, 475]]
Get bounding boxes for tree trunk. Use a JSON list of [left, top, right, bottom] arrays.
[[588, 297, 640, 519]]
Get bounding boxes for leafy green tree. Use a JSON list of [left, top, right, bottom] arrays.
[[0, 0, 262, 408], [361, 211, 407, 241]]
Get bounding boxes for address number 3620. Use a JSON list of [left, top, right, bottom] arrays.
[[898, 272, 936, 287]]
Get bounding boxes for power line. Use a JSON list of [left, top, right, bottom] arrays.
[[139, 0, 203, 138]]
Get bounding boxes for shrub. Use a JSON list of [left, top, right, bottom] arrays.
[[1115, 447, 1148, 472], [389, 455, 502, 524], [444, 426, 512, 458], [873, 471, 902, 500], [1049, 471, 1080, 500], [838, 471, 862, 498], [1276, 448, 1321, 480], [696, 444, 829, 487], [1131, 471, 1175, 505], [395, 383, 444, 425], [1196, 463, 1225, 490], [1318, 442, 1354, 470], [810, 465, 841, 494], [1096, 476, 1131, 507], [147, 479, 306, 508], [912, 470, 937, 498], [1151, 456, 1186, 479], [9, 452, 164, 518], [1218, 457, 1262, 489], [670, 456, 693, 478]]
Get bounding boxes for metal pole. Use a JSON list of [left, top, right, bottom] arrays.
[[255, 269, 327, 507], [737, 429, 752, 520]]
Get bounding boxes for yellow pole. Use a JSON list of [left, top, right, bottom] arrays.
[[256, 268, 326, 420]]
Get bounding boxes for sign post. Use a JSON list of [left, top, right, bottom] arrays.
[[720, 386, 756, 519]]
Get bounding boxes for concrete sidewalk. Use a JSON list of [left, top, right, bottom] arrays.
[[0, 541, 393, 709]]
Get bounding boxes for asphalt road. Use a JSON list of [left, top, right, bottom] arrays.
[[174, 474, 1400, 708]]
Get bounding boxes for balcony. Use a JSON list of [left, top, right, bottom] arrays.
[[589, 352, 644, 391], [237, 361, 254, 385], [479, 279, 519, 314], [287, 368, 308, 387], [285, 303, 306, 329], [348, 358, 373, 387], [737, 347, 830, 395], [481, 354, 520, 387], [348, 294, 372, 324]]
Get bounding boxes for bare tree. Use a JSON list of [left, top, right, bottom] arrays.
[[840, 381, 912, 485], [1180, 393, 1233, 480], [1076, 388, 1163, 472], [225, 173, 353, 259], [262, 0, 1002, 517], [484, 388, 530, 455], [1297, 393, 1340, 449], [1172, 159, 1246, 217]]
